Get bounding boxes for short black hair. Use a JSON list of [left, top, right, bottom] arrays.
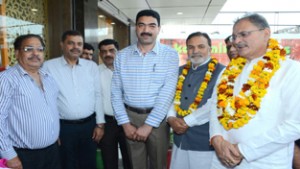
[[224, 35, 231, 44], [136, 9, 160, 26], [234, 13, 270, 30], [98, 39, 119, 50], [186, 32, 212, 47], [84, 43, 94, 51], [61, 30, 83, 42], [14, 34, 45, 50]]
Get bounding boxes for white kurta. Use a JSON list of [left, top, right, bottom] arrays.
[[170, 143, 214, 169], [167, 100, 212, 169], [210, 57, 300, 169]]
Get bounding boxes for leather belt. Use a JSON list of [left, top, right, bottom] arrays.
[[14, 142, 57, 152], [60, 113, 95, 124], [104, 114, 116, 120], [125, 104, 153, 114]]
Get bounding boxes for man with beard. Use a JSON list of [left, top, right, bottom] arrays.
[[210, 13, 300, 169], [167, 32, 225, 169], [44, 30, 105, 169], [111, 9, 179, 169], [97, 39, 131, 169], [0, 34, 61, 169]]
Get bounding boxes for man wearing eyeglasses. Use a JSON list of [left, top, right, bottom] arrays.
[[44, 30, 105, 169], [97, 39, 131, 169], [209, 13, 300, 169], [0, 34, 61, 169]]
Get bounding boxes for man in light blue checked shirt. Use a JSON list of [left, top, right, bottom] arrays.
[[111, 9, 179, 169], [0, 34, 61, 169]]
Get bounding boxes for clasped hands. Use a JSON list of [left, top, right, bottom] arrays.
[[122, 123, 153, 142], [167, 117, 188, 135], [211, 136, 243, 168]]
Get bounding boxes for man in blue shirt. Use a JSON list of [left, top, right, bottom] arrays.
[[0, 34, 61, 169], [111, 9, 179, 169]]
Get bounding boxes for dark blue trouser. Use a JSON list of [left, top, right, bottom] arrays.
[[59, 118, 97, 169], [16, 142, 61, 169], [98, 115, 132, 169]]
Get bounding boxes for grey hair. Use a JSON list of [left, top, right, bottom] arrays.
[[234, 13, 270, 29]]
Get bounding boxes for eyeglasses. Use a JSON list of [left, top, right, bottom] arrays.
[[22, 46, 45, 52], [231, 29, 264, 41]]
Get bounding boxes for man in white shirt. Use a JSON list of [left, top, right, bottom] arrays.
[[43, 30, 105, 169], [167, 32, 225, 169], [98, 39, 131, 169], [209, 13, 300, 169]]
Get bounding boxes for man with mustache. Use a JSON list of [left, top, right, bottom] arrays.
[[80, 42, 95, 60], [167, 32, 225, 169], [111, 9, 179, 169], [44, 30, 105, 169], [224, 35, 238, 60], [0, 34, 61, 169], [210, 13, 300, 169], [97, 39, 131, 169]]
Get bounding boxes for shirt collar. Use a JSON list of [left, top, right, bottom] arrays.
[[100, 63, 113, 72], [61, 56, 82, 66], [16, 64, 48, 77], [133, 42, 159, 56]]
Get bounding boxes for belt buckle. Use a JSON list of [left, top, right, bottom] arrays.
[[141, 109, 148, 114]]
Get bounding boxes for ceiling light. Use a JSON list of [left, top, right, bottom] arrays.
[[111, 22, 115, 25], [31, 8, 38, 12], [98, 15, 104, 18], [177, 12, 183, 15]]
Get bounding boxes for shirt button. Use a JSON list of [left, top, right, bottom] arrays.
[[185, 97, 188, 100], [188, 84, 191, 87]]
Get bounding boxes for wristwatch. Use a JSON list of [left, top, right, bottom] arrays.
[[96, 124, 104, 129]]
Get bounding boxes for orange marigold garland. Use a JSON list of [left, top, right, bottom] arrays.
[[217, 38, 286, 130], [174, 58, 218, 117]]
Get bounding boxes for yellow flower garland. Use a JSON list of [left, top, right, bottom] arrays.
[[217, 38, 286, 130], [174, 58, 218, 117]]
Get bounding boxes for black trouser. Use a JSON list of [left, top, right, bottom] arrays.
[[15, 142, 61, 169], [59, 117, 97, 169], [98, 115, 132, 169]]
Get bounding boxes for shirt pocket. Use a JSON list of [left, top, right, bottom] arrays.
[[149, 65, 166, 89]]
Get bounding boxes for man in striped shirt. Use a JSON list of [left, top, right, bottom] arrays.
[[0, 34, 61, 169], [111, 9, 179, 169]]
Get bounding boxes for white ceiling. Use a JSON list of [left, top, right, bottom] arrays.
[[98, 0, 300, 38], [98, 0, 226, 25]]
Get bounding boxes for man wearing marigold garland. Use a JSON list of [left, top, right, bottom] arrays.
[[210, 13, 300, 169], [167, 32, 225, 169]]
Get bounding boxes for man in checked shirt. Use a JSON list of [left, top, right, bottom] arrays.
[[111, 9, 179, 169]]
